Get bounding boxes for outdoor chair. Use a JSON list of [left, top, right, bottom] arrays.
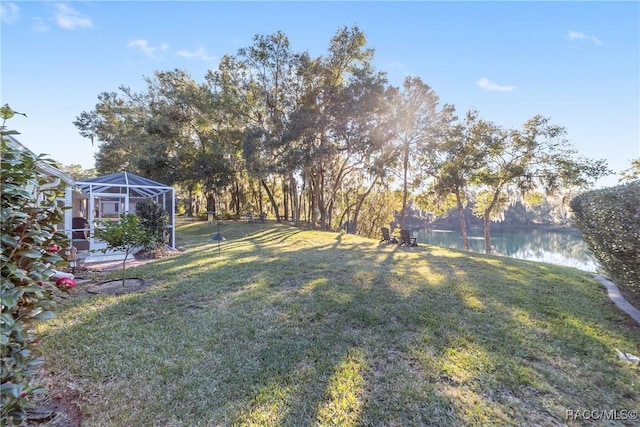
[[398, 229, 417, 247], [380, 227, 398, 244], [72, 217, 89, 239], [72, 217, 90, 251]]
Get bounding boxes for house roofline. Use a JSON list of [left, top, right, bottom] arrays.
[[4, 135, 75, 185]]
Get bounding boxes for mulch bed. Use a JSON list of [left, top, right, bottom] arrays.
[[87, 278, 145, 295]]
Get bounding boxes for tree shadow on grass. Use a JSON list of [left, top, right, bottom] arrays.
[[404, 247, 640, 425], [41, 222, 640, 426]]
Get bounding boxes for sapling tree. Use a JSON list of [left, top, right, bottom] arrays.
[[94, 213, 152, 286]]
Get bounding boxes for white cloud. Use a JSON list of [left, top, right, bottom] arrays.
[[175, 47, 217, 62], [0, 2, 19, 24], [54, 3, 92, 29], [127, 39, 170, 58], [567, 30, 602, 45], [476, 78, 516, 92], [31, 17, 50, 33], [387, 61, 409, 72]]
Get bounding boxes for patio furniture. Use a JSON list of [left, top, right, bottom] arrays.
[[398, 229, 417, 247], [380, 227, 398, 244]]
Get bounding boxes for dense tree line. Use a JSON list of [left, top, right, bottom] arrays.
[[75, 26, 610, 253]]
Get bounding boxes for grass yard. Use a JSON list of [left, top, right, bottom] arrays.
[[35, 220, 639, 426]]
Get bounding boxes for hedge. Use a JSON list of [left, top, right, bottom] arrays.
[[570, 181, 640, 307], [1, 135, 75, 424]]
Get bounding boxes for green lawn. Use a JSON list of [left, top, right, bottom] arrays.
[[36, 220, 639, 426]]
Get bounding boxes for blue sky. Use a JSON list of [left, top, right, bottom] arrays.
[[2, 1, 638, 188]]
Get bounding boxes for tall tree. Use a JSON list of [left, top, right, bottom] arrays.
[[211, 32, 304, 222], [330, 67, 396, 233], [290, 26, 393, 231], [417, 109, 489, 250], [75, 70, 238, 215], [74, 91, 147, 174], [59, 164, 98, 181], [389, 76, 452, 228], [471, 115, 611, 253]]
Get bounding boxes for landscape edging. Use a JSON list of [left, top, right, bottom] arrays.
[[595, 275, 640, 325]]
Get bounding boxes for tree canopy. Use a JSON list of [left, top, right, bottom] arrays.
[[75, 26, 611, 240]]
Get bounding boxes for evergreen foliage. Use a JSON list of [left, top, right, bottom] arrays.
[[74, 27, 611, 240], [135, 199, 169, 246], [1, 106, 75, 425], [571, 181, 640, 305]]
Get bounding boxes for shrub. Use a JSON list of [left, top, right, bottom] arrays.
[[1, 108, 75, 425], [94, 213, 152, 286], [135, 198, 169, 246], [175, 200, 186, 216], [570, 181, 640, 306]]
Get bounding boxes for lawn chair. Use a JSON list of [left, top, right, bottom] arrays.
[[380, 227, 398, 244], [398, 229, 417, 247], [72, 217, 90, 251]]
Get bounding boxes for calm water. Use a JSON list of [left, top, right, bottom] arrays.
[[415, 228, 598, 272]]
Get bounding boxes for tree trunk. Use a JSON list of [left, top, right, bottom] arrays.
[[319, 170, 328, 230], [122, 247, 131, 287], [260, 179, 281, 222], [289, 174, 300, 226], [337, 205, 352, 233], [401, 142, 410, 229], [455, 192, 470, 250], [319, 205, 328, 230], [234, 180, 241, 218], [310, 169, 326, 230], [352, 177, 379, 235], [310, 182, 318, 228], [308, 184, 315, 227], [121, 252, 128, 287], [484, 211, 492, 254], [206, 193, 215, 213], [483, 190, 502, 254], [187, 189, 194, 217], [282, 181, 289, 222]]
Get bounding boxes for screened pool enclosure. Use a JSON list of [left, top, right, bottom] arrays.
[[73, 172, 175, 262]]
